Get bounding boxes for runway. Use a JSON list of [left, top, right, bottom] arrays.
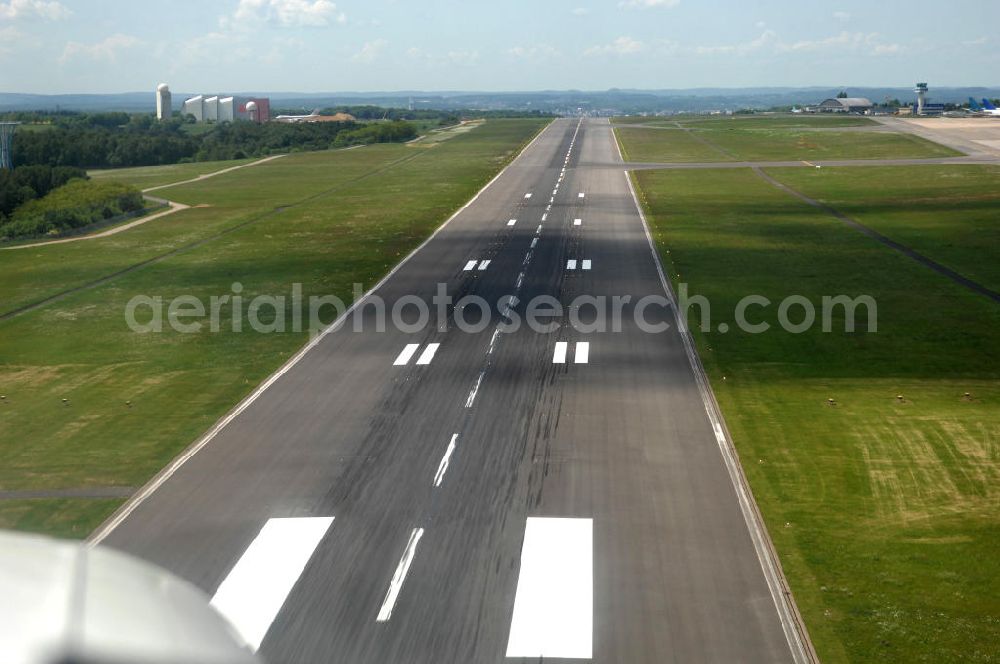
[[94, 118, 807, 663]]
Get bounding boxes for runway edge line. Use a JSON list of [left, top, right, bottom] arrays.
[[87, 119, 555, 546], [613, 120, 819, 664]]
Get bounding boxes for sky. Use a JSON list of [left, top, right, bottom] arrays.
[[0, 0, 997, 94]]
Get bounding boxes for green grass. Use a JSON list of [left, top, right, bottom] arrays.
[[765, 165, 1000, 293], [0, 118, 550, 535], [632, 166, 1000, 663], [614, 115, 959, 163], [614, 114, 876, 129], [89, 158, 257, 189]]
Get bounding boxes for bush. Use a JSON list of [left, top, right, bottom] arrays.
[[0, 179, 144, 240]]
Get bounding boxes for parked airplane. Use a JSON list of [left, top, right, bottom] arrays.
[[274, 109, 321, 123], [974, 98, 1000, 117]]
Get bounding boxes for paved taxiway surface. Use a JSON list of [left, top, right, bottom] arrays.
[[96, 119, 805, 663]]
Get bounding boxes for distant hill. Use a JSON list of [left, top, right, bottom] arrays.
[[3, 87, 999, 114]]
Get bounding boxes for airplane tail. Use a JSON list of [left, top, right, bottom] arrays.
[[969, 97, 982, 111], [982, 98, 998, 110]]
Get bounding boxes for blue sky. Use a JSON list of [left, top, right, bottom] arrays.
[[1, 0, 997, 93]]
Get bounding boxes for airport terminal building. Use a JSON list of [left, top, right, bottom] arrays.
[[181, 95, 270, 123]]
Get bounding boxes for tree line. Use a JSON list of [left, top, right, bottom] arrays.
[[0, 178, 144, 241]]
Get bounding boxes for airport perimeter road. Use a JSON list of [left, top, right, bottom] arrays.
[[97, 119, 803, 663]]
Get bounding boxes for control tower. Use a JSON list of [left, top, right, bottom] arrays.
[[915, 82, 928, 115]]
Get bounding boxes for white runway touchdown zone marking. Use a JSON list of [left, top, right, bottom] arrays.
[[505, 517, 593, 659], [415, 343, 440, 365], [566, 259, 577, 270], [210, 517, 334, 651], [575, 342, 590, 364], [552, 341, 568, 364], [393, 343, 421, 366]]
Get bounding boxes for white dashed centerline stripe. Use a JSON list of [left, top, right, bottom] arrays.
[[432, 434, 459, 487], [552, 341, 568, 364], [566, 259, 577, 270], [531, 238, 538, 248], [376, 528, 425, 623], [478, 260, 491, 271], [582, 259, 592, 270], [516, 272, 525, 289], [575, 342, 590, 364], [505, 517, 593, 659], [541, 213, 547, 221], [393, 344, 420, 366], [210, 517, 334, 651], [415, 343, 440, 365], [465, 370, 486, 408]]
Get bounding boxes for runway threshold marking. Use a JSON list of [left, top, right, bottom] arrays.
[[432, 434, 459, 487], [376, 527, 425, 622], [505, 517, 593, 659], [415, 343, 440, 365], [210, 517, 334, 651], [393, 343, 421, 365]]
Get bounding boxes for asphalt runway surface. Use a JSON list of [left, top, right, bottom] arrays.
[[96, 118, 803, 663]]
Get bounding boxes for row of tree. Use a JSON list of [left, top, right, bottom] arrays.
[[0, 178, 144, 240], [0, 164, 88, 219], [4, 112, 423, 169]]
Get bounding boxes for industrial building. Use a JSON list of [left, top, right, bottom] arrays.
[[181, 95, 270, 123], [155, 83, 172, 120], [816, 97, 873, 113]]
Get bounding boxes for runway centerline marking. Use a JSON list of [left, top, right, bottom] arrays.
[[393, 343, 420, 366], [465, 370, 486, 408], [531, 238, 538, 248], [575, 342, 590, 364], [552, 341, 568, 364], [415, 343, 440, 365], [505, 517, 593, 659], [210, 517, 334, 651], [376, 528, 425, 622], [432, 434, 459, 487], [541, 213, 547, 222]]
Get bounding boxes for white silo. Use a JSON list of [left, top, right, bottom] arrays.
[[246, 100, 259, 124], [156, 83, 172, 120], [204, 96, 220, 122], [183, 95, 205, 122]]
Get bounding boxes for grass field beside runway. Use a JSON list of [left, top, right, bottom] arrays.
[[614, 114, 877, 129], [765, 165, 1000, 293], [0, 118, 549, 535], [614, 115, 960, 163], [632, 167, 1000, 663], [89, 158, 257, 189]]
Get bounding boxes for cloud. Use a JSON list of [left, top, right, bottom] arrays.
[[508, 44, 561, 61], [777, 31, 902, 55], [229, 0, 345, 28], [0, 0, 70, 21], [571, 7, 590, 15], [406, 47, 479, 67], [619, 0, 679, 8], [352, 38, 387, 63], [695, 30, 775, 55], [832, 11, 851, 22], [962, 36, 987, 46], [59, 33, 140, 64], [584, 36, 644, 56]]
